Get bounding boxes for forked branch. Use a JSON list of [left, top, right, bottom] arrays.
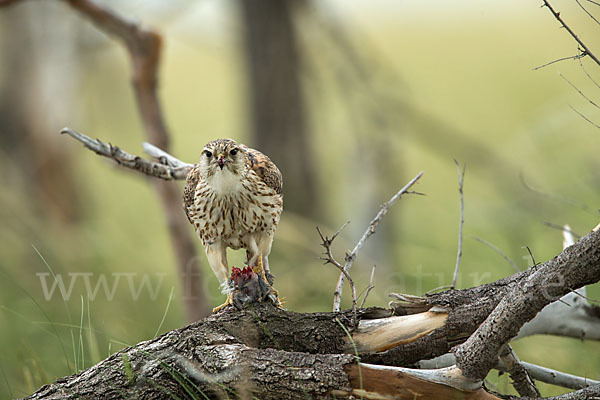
[[317, 223, 357, 323], [541, 0, 600, 67], [333, 171, 424, 312]]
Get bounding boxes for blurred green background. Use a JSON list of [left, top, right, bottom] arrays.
[[1, 0, 599, 398]]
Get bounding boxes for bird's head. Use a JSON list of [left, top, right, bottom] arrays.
[[199, 139, 245, 178]]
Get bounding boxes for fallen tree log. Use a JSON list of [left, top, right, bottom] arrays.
[[23, 229, 600, 399]]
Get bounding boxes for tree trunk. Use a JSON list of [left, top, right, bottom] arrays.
[[239, 0, 317, 216]]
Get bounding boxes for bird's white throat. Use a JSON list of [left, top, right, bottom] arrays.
[[207, 168, 243, 195]]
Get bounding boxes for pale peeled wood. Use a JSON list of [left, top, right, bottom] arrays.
[[332, 364, 501, 400], [348, 309, 448, 353]]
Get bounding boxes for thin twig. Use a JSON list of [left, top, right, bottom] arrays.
[[532, 53, 587, 70], [332, 171, 424, 312], [316, 225, 357, 325], [525, 246, 538, 268], [579, 57, 600, 90], [520, 172, 598, 215], [575, 0, 600, 26], [561, 74, 600, 110], [541, 0, 600, 67], [471, 236, 520, 272], [359, 265, 376, 309], [61, 127, 192, 180], [452, 160, 466, 289], [542, 221, 583, 239], [569, 105, 600, 128]]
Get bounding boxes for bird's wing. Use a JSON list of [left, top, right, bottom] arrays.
[[242, 146, 283, 195], [183, 165, 201, 223]]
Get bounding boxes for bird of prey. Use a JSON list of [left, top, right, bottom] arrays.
[[183, 139, 283, 311]]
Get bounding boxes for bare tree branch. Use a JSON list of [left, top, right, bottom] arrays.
[[499, 344, 540, 397], [516, 285, 600, 340], [560, 74, 600, 110], [569, 105, 600, 129], [542, 221, 583, 239], [575, 0, 600, 26], [62, 127, 192, 180], [532, 53, 587, 71], [520, 173, 597, 215], [454, 229, 600, 382], [541, 0, 600, 67], [579, 57, 600, 90], [333, 171, 424, 312], [419, 353, 600, 391]]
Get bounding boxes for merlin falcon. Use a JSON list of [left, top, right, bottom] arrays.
[[183, 139, 283, 311]]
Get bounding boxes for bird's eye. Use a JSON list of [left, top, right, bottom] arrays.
[[205, 150, 212, 158], [230, 148, 238, 156]]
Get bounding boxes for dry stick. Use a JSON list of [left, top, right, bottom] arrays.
[[451, 161, 466, 289], [543, 221, 583, 239], [520, 172, 597, 215], [332, 171, 424, 312], [472, 236, 520, 272], [419, 353, 600, 391], [62, 0, 209, 320], [579, 58, 600, 90], [359, 265, 377, 309], [427, 163, 467, 294], [541, 0, 600, 67], [575, 0, 600, 26], [525, 246, 538, 267], [569, 105, 600, 129], [316, 224, 357, 324], [532, 53, 587, 71], [561, 74, 600, 109], [62, 128, 192, 180]]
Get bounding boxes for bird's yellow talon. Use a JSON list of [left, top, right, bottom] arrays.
[[212, 293, 234, 313]]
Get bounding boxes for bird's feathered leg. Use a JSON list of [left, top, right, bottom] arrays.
[[205, 242, 234, 312]]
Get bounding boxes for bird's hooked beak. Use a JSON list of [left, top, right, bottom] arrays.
[[217, 154, 225, 169]]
